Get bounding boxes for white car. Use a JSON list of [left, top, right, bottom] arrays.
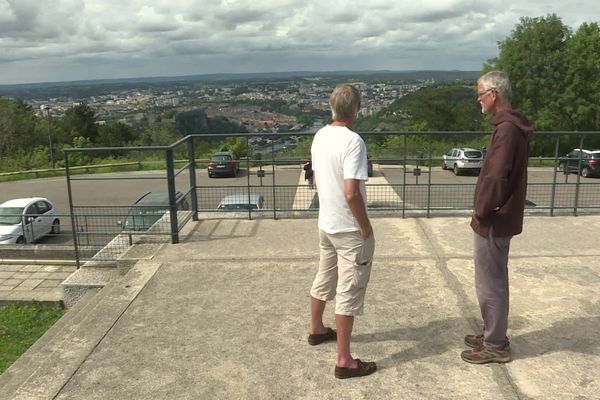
[[0, 197, 60, 244], [442, 147, 484, 175]]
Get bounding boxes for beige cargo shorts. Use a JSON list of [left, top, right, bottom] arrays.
[[310, 229, 375, 316]]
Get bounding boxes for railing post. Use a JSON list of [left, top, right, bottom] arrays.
[[426, 136, 433, 217], [246, 135, 252, 220], [550, 135, 561, 216], [187, 137, 198, 221], [573, 136, 585, 216], [271, 139, 277, 220], [65, 150, 82, 269], [402, 135, 407, 218], [166, 148, 179, 244]]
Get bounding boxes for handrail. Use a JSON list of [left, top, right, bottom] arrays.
[[0, 161, 143, 177]]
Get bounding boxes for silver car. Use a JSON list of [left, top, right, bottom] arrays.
[[217, 193, 264, 211], [442, 147, 484, 176], [0, 197, 60, 244]]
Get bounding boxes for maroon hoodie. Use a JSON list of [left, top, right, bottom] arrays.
[[471, 109, 534, 237]]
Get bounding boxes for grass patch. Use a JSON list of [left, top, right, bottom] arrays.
[[0, 302, 65, 374]]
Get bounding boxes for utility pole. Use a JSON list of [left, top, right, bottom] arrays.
[[42, 105, 55, 169]]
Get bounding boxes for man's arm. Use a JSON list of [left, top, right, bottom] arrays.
[[474, 129, 517, 218], [344, 178, 372, 239]]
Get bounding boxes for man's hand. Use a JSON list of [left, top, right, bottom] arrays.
[[472, 206, 500, 219], [359, 223, 373, 240]]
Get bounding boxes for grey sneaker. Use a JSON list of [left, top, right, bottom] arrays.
[[461, 344, 511, 364], [464, 334, 484, 348]]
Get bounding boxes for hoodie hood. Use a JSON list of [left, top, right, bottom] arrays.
[[490, 109, 534, 136]]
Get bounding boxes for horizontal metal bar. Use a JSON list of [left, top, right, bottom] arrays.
[[68, 175, 167, 181]]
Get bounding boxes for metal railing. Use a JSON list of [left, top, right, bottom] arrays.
[[62, 130, 600, 265]]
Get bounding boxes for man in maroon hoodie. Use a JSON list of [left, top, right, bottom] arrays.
[[461, 71, 534, 364]]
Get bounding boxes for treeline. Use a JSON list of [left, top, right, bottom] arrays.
[[0, 100, 247, 171], [354, 83, 489, 157], [356, 14, 600, 156], [356, 83, 485, 132]]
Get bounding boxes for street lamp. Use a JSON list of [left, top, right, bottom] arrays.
[[42, 105, 55, 169]]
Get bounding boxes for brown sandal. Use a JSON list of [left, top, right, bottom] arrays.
[[307, 327, 337, 345], [334, 359, 377, 379]]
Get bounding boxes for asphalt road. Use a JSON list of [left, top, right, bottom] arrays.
[[0, 165, 583, 211], [0, 164, 598, 246]]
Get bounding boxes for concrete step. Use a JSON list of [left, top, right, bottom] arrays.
[[0, 261, 161, 400], [59, 231, 167, 307], [61, 266, 119, 308]]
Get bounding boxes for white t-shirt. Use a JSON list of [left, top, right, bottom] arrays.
[[311, 124, 368, 234]]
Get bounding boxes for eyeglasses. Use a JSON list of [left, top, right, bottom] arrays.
[[477, 88, 496, 98]]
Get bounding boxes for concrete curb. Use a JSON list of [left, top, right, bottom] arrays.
[[0, 259, 78, 266], [0, 260, 161, 399]]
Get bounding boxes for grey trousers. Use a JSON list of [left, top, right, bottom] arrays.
[[474, 227, 512, 350]]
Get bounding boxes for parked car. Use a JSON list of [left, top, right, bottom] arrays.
[[559, 149, 600, 178], [442, 147, 484, 175], [217, 193, 265, 211], [208, 151, 240, 178], [0, 197, 60, 244], [120, 191, 189, 231]]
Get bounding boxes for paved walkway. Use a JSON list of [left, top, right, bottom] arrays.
[[0, 263, 75, 306], [1, 215, 599, 399]]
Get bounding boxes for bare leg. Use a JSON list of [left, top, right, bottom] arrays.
[[310, 296, 329, 335], [336, 314, 357, 368]]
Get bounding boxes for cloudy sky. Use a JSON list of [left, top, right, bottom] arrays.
[[0, 0, 596, 85]]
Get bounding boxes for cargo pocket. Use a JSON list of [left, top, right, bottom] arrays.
[[353, 234, 374, 288], [353, 258, 372, 289]]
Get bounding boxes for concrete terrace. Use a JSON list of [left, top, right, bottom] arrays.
[[1, 215, 599, 399]]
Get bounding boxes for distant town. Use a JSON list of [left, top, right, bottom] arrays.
[[0, 71, 479, 134]]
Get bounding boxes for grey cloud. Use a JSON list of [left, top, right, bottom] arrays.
[[214, 8, 265, 26], [0, 0, 598, 84], [0, 0, 39, 32], [137, 21, 179, 33], [324, 10, 362, 24], [163, 41, 226, 57], [409, 6, 480, 23]]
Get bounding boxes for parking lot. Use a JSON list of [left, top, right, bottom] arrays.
[[0, 164, 598, 251]]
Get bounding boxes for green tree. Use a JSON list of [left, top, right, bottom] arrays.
[[174, 110, 209, 135], [0, 97, 42, 158], [356, 84, 484, 134], [163, 110, 176, 120], [485, 14, 571, 130], [63, 103, 99, 142], [175, 109, 247, 137], [207, 116, 246, 134], [136, 125, 179, 146], [218, 137, 248, 157], [453, 99, 486, 131], [96, 122, 136, 147], [65, 136, 94, 166], [559, 22, 600, 132], [408, 88, 455, 131]]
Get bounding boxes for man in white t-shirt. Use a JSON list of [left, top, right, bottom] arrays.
[[307, 84, 376, 379]]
